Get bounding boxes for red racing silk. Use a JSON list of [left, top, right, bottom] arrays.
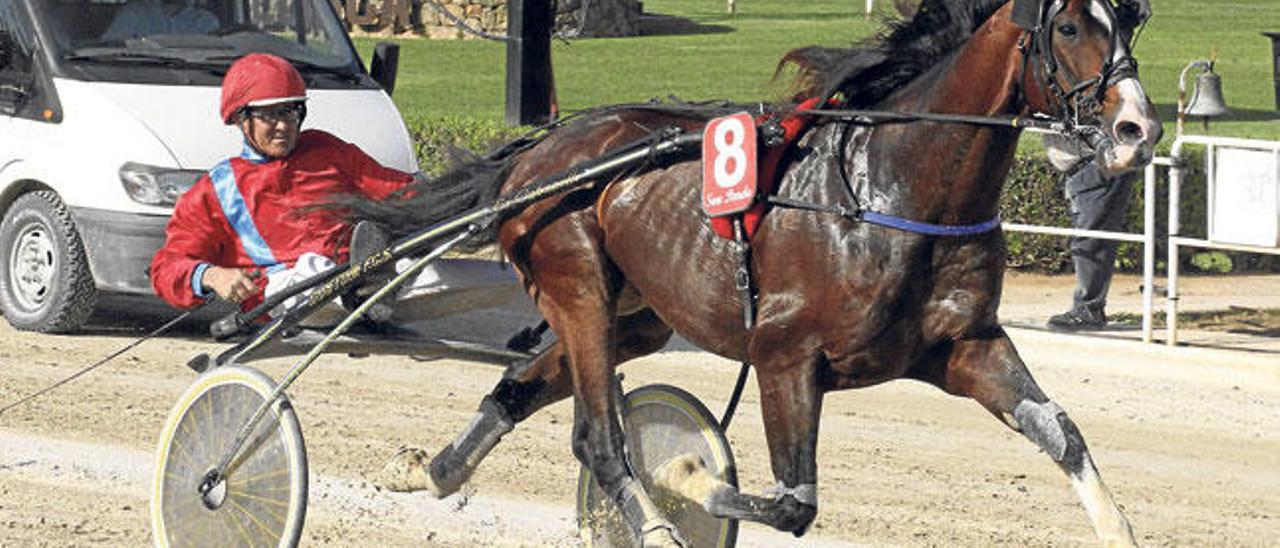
[[710, 97, 827, 241], [150, 129, 412, 310]]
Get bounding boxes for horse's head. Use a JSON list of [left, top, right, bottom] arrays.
[[1018, 0, 1162, 175]]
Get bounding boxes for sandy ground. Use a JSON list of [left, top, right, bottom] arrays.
[[0, 274, 1277, 547]]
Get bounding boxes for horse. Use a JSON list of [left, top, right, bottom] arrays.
[[357, 0, 1161, 545]]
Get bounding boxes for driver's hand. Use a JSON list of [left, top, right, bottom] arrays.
[[202, 266, 261, 303]]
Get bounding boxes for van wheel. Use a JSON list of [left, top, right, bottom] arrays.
[[0, 191, 97, 333]]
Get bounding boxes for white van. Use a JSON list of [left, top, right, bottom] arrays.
[[0, 0, 416, 332]]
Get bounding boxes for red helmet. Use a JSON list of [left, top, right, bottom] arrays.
[[219, 53, 307, 124]]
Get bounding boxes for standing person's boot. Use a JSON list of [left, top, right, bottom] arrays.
[[1047, 306, 1107, 331], [345, 220, 395, 322], [1050, 163, 1132, 334]]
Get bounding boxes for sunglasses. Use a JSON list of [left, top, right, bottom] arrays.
[[247, 103, 306, 124]]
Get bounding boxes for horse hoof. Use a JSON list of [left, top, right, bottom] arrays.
[[377, 447, 435, 493], [652, 453, 720, 506], [425, 468, 464, 499]]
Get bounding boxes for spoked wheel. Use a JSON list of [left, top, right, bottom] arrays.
[[151, 365, 308, 548], [577, 384, 738, 548]]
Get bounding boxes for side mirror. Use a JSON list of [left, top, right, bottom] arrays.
[[370, 41, 399, 96]]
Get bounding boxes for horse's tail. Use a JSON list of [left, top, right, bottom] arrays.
[[333, 145, 519, 249]]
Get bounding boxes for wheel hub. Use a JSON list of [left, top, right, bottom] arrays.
[[9, 223, 56, 311], [199, 471, 228, 511]]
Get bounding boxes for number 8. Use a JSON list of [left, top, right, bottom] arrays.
[[713, 117, 747, 189]]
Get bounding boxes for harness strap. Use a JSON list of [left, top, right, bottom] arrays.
[[765, 481, 818, 507], [731, 218, 755, 330], [861, 211, 1002, 236], [766, 195, 855, 217], [766, 195, 1001, 237]]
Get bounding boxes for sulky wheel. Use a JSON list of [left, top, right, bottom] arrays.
[[151, 365, 308, 548], [577, 384, 738, 548]]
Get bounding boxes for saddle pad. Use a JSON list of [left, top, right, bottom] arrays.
[[710, 97, 824, 240]]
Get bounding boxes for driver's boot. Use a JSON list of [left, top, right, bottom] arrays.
[[344, 220, 395, 322]]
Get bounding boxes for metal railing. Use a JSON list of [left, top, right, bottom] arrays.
[[1002, 158, 1164, 342], [1165, 135, 1280, 346]]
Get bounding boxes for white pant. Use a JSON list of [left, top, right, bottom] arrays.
[[264, 252, 524, 327]]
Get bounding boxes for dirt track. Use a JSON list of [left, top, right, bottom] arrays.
[[1, 286, 1277, 547]]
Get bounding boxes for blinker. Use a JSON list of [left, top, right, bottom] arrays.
[[1011, 0, 1044, 30]]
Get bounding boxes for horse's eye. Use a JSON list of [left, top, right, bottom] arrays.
[[1057, 23, 1078, 38]]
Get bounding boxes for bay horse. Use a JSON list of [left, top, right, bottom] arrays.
[[359, 0, 1160, 545]]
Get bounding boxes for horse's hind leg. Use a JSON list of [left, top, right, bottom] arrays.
[[916, 328, 1137, 547], [556, 307, 691, 547], [380, 308, 673, 499], [382, 343, 571, 497], [430, 309, 672, 497]]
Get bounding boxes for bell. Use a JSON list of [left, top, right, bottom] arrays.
[[1185, 70, 1228, 118]]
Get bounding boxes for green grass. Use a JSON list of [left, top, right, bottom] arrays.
[[357, 0, 1280, 142], [1111, 307, 1280, 335]]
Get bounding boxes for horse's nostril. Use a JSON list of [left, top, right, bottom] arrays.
[[1114, 121, 1144, 146]]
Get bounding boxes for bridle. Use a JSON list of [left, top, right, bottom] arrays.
[[797, 0, 1147, 158], [1015, 0, 1143, 129]]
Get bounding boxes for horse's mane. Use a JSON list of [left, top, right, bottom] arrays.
[[780, 0, 1010, 107]]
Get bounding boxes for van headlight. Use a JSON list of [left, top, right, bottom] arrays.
[[119, 163, 204, 206]]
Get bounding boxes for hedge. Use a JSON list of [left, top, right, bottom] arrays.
[[404, 116, 1278, 274], [1005, 151, 1280, 275]]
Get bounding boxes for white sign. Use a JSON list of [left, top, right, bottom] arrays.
[[701, 112, 758, 217], [1210, 147, 1280, 247]]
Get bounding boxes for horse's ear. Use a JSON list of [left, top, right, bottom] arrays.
[[1011, 0, 1044, 30]]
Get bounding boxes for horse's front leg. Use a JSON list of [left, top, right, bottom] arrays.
[[656, 353, 823, 536], [914, 327, 1137, 547]]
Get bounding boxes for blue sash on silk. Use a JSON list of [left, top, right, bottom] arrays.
[[207, 143, 285, 273]]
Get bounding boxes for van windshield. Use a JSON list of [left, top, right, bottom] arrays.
[[35, 0, 368, 87]]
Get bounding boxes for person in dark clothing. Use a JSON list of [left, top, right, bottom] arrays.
[[1045, 0, 1153, 331], [1047, 162, 1137, 330]]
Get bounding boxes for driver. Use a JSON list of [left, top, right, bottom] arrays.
[[150, 53, 414, 326], [102, 0, 219, 41]]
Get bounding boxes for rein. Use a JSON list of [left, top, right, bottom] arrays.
[[758, 107, 1086, 238], [806, 108, 1069, 134]]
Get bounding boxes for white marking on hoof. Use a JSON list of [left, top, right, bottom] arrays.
[[652, 453, 727, 507], [1071, 456, 1138, 548], [377, 447, 453, 498]]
